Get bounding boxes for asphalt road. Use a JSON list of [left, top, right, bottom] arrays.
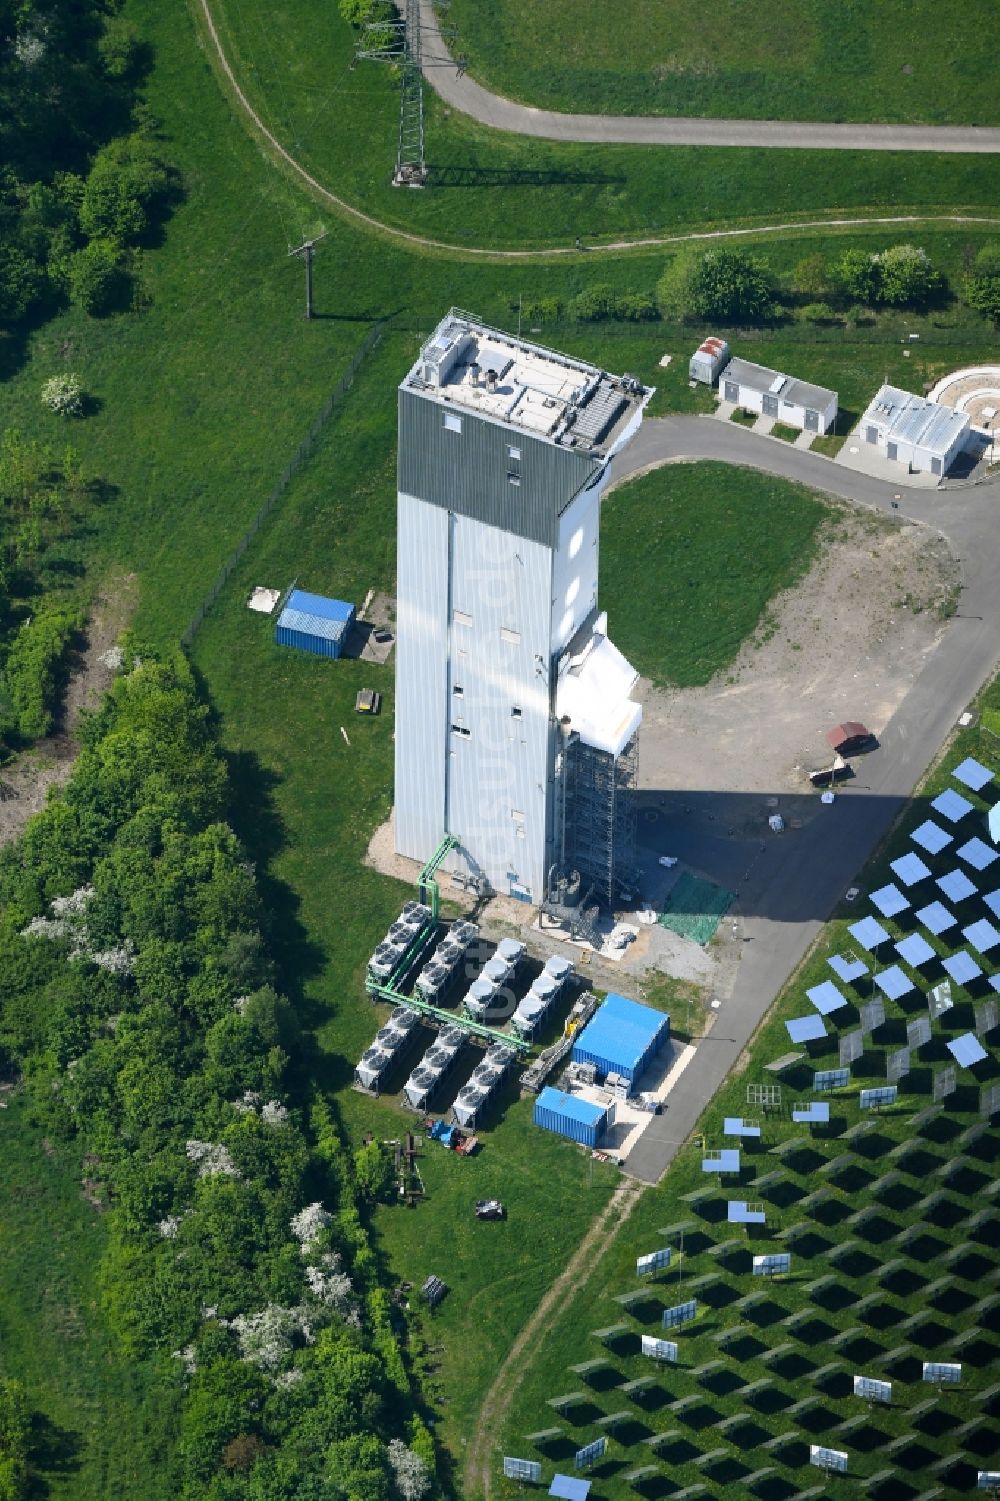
[[422, 1, 1000, 154], [607, 423, 1000, 1181]]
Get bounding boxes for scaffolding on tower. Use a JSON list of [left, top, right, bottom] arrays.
[[562, 731, 640, 908], [354, 0, 460, 187]]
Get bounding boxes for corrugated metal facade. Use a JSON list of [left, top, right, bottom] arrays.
[[533, 1086, 608, 1146], [398, 387, 600, 549], [394, 491, 556, 900], [394, 496, 450, 865]]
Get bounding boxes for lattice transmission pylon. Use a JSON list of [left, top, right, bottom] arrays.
[[354, 0, 459, 187]]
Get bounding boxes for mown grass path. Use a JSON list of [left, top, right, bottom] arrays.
[[194, 0, 1000, 261], [464, 1180, 646, 1501]]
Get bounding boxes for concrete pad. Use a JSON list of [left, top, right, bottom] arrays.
[[794, 430, 815, 450], [834, 427, 942, 488], [752, 415, 775, 435], [713, 400, 737, 422]]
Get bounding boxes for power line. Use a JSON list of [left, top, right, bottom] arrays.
[[288, 231, 328, 319]]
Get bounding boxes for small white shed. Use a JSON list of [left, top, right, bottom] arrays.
[[859, 385, 971, 477], [720, 358, 838, 434], [689, 336, 730, 385]]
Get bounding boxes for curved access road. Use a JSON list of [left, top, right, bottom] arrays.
[[422, 1, 1000, 154], [606, 419, 1000, 1184]]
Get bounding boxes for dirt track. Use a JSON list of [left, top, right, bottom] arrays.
[[463, 1179, 646, 1501], [0, 576, 137, 848]]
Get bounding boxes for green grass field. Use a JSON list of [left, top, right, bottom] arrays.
[[493, 712, 1000, 1500], [0, 1095, 178, 1499], [200, 0, 1000, 249], [600, 464, 830, 688], [446, 0, 1000, 125], [1, 0, 999, 1493]]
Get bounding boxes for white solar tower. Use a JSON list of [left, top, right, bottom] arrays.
[[394, 311, 651, 905]]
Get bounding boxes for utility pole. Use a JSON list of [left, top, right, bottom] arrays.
[[287, 231, 328, 320]]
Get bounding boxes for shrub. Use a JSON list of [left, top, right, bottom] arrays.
[[792, 252, 829, 298], [798, 301, 838, 324], [568, 285, 658, 323], [68, 239, 129, 316], [0, 245, 44, 325], [40, 373, 85, 417], [833, 248, 881, 306], [876, 243, 943, 308], [659, 249, 774, 324], [2, 603, 83, 741], [79, 137, 172, 245], [963, 241, 1000, 323]]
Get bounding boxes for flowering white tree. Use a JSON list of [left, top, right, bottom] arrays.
[[186, 1140, 240, 1178], [15, 31, 46, 66], [230, 1304, 314, 1371], [290, 1202, 331, 1252], [304, 1253, 359, 1326], [261, 1099, 288, 1128], [40, 373, 84, 416], [387, 1439, 431, 1501], [232, 1090, 261, 1115]]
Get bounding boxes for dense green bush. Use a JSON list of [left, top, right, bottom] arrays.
[[79, 136, 173, 244], [67, 237, 130, 315], [964, 241, 1000, 323], [0, 1, 172, 332], [0, 1377, 29, 1501], [0, 659, 435, 1499], [656, 248, 774, 324], [2, 602, 83, 740], [832, 243, 945, 309], [567, 283, 657, 322]]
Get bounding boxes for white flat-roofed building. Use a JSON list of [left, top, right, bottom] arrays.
[[394, 309, 652, 906], [721, 357, 838, 434], [860, 384, 971, 477]]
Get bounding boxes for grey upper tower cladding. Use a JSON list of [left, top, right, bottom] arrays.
[[394, 308, 651, 906]]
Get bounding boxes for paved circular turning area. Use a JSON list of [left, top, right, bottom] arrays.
[[927, 363, 1000, 434]]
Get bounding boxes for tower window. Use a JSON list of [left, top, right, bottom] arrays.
[[453, 609, 472, 628], [443, 411, 462, 434], [500, 626, 520, 645], [508, 444, 521, 461], [511, 706, 522, 720], [451, 724, 471, 739], [508, 474, 521, 487], [453, 684, 464, 697]]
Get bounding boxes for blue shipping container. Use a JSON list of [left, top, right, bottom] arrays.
[[275, 589, 354, 659], [571, 992, 669, 1084], [533, 1086, 607, 1147]]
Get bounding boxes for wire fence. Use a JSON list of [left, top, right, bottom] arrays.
[[180, 320, 384, 652]]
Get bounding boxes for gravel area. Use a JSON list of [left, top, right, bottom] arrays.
[[637, 507, 959, 796]]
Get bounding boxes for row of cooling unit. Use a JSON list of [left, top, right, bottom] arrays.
[[367, 900, 434, 983], [358, 911, 583, 1125], [355, 1012, 519, 1124]]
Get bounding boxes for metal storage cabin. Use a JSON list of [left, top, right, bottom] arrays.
[[533, 1086, 608, 1146], [859, 384, 970, 477], [571, 992, 669, 1084], [721, 358, 837, 434], [275, 589, 354, 658], [689, 336, 730, 386]]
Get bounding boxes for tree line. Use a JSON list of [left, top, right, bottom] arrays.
[[0, 655, 435, 1501], [509, 241, 1000, 329], [0, 0, 176, 324]]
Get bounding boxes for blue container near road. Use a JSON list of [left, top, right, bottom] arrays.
[[533, 1087, 608, 1147], [275, 589, 354, 658], [571, 992, 669, 1084]]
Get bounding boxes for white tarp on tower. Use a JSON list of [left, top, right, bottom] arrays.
[[555, 614, 642, 758]]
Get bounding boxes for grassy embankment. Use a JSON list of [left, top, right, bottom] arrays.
[[447, 0, 1000, 125], [205, 0, 1000, 250]]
